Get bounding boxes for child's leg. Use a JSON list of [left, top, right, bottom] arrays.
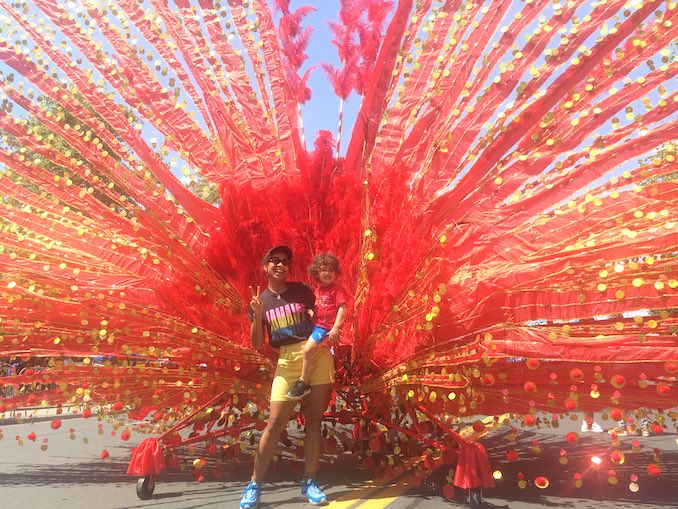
[[300, 327, 328, 383], [285, 336, 321, 400], [301, 337, 318, 383]]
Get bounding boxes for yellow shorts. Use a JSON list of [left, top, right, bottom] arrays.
[[270, 342, 335, 402]]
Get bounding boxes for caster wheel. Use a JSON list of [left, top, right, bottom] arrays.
[[136, 475, 155, 500], [469, 487, 483, 509]]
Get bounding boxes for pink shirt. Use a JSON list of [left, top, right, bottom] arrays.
[[315, 284, 347, 330]]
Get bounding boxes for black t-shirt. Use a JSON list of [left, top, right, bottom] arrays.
[[248, 282, 316, 348]]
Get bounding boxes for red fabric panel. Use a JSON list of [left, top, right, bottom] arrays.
[[453, 442, 495, 489], [427, 0, 664, 225], [126, 438, 165, 476], [344, 0, 414, 174]]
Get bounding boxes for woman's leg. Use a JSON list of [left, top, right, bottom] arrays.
[[252, 399, 296, 483], [302, 383, 332, 478], [301, 338, 318, 383]]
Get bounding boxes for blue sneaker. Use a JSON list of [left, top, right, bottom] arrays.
[[301, 478, 328, 505], [239, 480, 260, 509]]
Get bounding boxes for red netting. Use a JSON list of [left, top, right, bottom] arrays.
[[0, 0, 675, 493]]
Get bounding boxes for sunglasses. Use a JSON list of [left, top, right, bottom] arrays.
[[268, 256, 290, 266]]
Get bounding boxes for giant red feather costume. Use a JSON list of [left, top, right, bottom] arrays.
[[0, 0, 676, 500]]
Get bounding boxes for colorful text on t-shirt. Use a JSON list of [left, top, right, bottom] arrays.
[[266, 302, 312, 343]]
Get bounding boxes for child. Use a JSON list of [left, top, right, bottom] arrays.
[[286, 253, 347, 400]]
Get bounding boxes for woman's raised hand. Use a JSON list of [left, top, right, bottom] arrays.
[[248, 285, 263, 317]]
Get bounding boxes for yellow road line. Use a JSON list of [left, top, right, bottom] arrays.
[[333, 414, 506, 508], [351, 460, 441, 509], [331, 484, 387, 509], [331, 460, 427, 509]]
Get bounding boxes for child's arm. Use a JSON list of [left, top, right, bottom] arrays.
[[328, 303, 347, 343]]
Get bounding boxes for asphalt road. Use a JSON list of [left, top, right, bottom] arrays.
[[0, 413, 676, 509]]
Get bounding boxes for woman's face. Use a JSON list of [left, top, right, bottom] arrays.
[[265, 252, 290, 282]]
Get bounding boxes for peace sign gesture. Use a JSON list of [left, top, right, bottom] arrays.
[[248, 285, 264, 318]]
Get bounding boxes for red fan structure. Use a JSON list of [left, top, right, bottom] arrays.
[[0, 0, 676, 504]]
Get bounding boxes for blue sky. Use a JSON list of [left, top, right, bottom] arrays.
[[284, 0, 363, 150]]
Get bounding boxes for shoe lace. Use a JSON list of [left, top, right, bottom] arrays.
[[243, 482, 259, 499], [305, 479, 323, 496]]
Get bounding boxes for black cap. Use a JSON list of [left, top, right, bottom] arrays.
[[262, 245, 293, 265]]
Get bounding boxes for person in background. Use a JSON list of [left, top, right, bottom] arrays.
[[608, 408, 651, 437], [581, 412, 603, 433]]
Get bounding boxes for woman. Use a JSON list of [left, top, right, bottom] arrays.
[[240, 245, 335, 508]]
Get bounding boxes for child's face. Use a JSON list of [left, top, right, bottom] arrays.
[[317, 265, 337, 286]]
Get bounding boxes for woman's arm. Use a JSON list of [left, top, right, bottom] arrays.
[[250, 319, 265, 349], [249, 285, 265, 349]]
